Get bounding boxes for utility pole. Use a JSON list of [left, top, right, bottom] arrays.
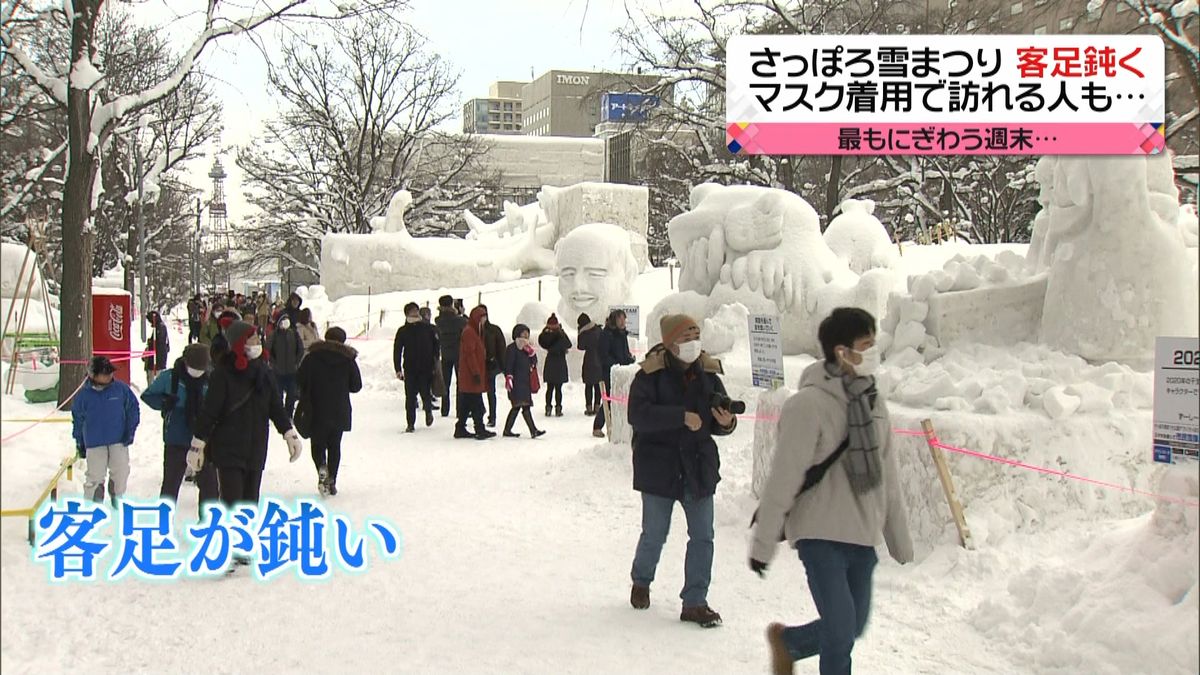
[[134, 137, 147, 343]]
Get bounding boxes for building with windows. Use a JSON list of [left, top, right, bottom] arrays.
[[520, 70, 663, 138], [462, 81, 526, 135]]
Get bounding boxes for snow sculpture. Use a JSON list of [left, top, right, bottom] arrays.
[[554, 223, 638, 327], [823, 199, 899, 274], [321, 189, 555, 299], [663, 184, 886, 355], [1037, 155, 1196, 362]]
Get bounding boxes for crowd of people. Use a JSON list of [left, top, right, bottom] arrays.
[[73, 287, 913, 672]]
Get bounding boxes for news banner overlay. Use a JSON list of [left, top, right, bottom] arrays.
[[726, 34, 1165, 155]]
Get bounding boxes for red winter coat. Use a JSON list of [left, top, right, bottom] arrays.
[[457, 307, 488, 394]]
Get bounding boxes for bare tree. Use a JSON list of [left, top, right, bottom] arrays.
[[235, 13, 488, 277], [1, 0, 406, 406]]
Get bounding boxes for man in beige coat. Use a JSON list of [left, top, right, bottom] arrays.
[[750, 307, 913, 675]]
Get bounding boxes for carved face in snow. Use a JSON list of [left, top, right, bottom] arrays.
[[555, 224, 637, 323]]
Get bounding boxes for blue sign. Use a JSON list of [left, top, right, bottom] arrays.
[[602, 92, 660, 123]]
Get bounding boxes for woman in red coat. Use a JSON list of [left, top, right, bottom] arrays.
[[454, 306, 495, 440]]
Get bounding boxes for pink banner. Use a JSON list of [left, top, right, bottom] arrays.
[[726, 121, 1165, 155]]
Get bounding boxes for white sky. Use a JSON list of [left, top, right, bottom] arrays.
[[149, 0, 637, 223]]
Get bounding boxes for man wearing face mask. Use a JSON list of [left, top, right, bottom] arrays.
[[393, 302, 439, 433], [267, 313, 304, 418], [626, 314, 736, 629], [749, 307, 912, 675], [142, 344, 218, 517], [190, 322, 303, 545], [72, 356, 141, 505]]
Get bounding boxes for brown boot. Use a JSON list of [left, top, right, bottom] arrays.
[[630, 584, 650, 610], [767, 623, 792, 675], [680, 605, 722, 628]]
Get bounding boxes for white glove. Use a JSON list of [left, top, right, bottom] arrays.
[[187, 437, 206, 472], [283, 429, 303, 463]]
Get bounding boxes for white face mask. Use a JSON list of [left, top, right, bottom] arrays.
[[847, 346, 881, 377], [406, 315, 420, 324], [279, 319, 291, 330], [676, 339, 702, 364], [245, 344, 263, 360], [515, 337, 530, 349], [186, 366, 206, 378]]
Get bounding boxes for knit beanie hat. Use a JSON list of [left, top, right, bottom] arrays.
[[547, 314, 560, 328], [659, 314, 700, 346], [224, 320, 256, 370], [183, 344, 210, 371], [577, 313, 591, 330]]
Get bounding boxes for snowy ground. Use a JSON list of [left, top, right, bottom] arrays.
[[2, 249, 1197, 674]]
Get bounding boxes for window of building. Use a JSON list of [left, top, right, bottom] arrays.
[[1010, 1, 1022, 15], [1033, 25, 1046, 34], [503, 113, 513, 121], [503, 102, 513, 110], [490, 102, 501, 111], [503, 123, 512, 130], [1059, 16, 1074, 30]]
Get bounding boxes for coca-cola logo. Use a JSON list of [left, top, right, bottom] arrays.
[[108, 303, 124, 341]]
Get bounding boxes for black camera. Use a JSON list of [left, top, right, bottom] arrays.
[[710, 392, 746, 415]]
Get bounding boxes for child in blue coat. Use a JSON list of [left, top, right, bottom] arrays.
[[142, 344, 218, 517], [71, 356, 141, 505]]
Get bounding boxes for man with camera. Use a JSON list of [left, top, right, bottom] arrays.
[[626, 314, 739, 628]]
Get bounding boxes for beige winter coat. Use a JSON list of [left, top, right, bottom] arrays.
[[298, 322, 321, 352], [750, 361, 913, 565]]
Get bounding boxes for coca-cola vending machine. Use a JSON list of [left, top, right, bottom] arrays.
[[91, 289, 131, 384]]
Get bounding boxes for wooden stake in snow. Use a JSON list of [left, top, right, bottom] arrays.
[[921, 419, 974, 550]]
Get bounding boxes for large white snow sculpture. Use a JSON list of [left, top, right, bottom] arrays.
[[663, 184, 887, 355], [823, 199, 899, 274], [555, 223, 638, 326], [321, 189, 554, 299], [1035, 155, 1197, 362]]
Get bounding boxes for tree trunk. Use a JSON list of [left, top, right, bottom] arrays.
[[58, 0, 103, 408], [823, 155, 843, 231]]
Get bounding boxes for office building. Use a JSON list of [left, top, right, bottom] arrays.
[[520, 70, 662, 138], [462, 81, 526, 135]]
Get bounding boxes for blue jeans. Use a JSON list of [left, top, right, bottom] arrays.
[[630, 491, 714, 608], [783, 539, 878, 675]]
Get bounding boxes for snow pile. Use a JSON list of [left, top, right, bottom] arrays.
[[750, 385, 793, 498], [0, 243, 46, 299], [823, 199, 899, 274], [965, 475, 1198, 673], [658, 184, 894, 356], [645, 291, 708, 347], [1032, 156, 1197, 363], [878, 342, 1153, 418]]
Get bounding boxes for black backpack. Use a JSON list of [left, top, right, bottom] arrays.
[[750, 436, 850, 543]]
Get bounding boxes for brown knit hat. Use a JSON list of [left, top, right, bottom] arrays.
[[182, 344, 210, 371], [659, 314, 699, 346]]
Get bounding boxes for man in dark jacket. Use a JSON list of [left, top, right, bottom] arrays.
[[593, 309, 636, 437], [298, 326, 363, 496], [479, 304, 507, 427], [267, 314, 305, 418], [282, 292, 303, 326], [142, 344, 217, 517], [627, 314, 736, 629], [434, 295, 467, 418], [393, 302, 439, 432], [189, 321, 303, 522], [187, 295, 203, 344], [577, 313, 603, 415]]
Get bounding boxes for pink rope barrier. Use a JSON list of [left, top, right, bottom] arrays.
[[0, 377, 88, 445]]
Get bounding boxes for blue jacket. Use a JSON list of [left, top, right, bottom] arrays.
[[72, 379, 140, 450], [141, 366, 208, 447]]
